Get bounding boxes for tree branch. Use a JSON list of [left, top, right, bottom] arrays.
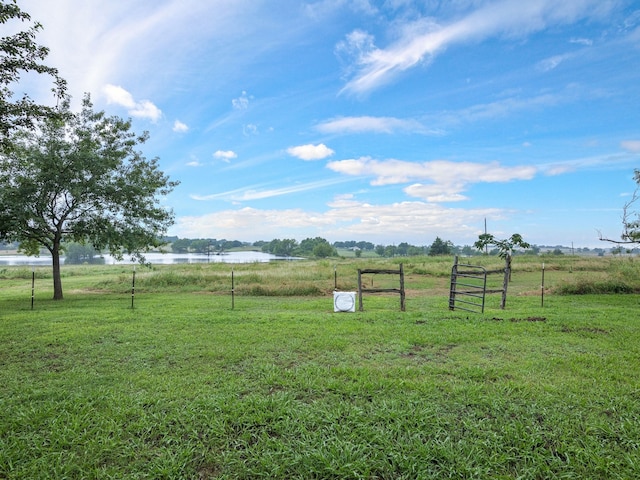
[[599, 183, 640, 245]]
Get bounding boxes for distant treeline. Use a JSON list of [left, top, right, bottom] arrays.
[[159, 236, 618, 258], [1, 238, 626, 264]]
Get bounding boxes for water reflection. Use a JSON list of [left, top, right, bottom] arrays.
[[0, 251, 300, 266]]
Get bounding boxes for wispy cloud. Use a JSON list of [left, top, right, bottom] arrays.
[[243, 124, 259, 136], [340, 0, 613, 95], [539, 151, 639, 175], [431, 91, 568, 127], [316, 116, 442, 135], [29, 1, 256, 104], [321, 89, 582, 136], [287, 143, 335, 160], [190, 177, 350, 202], [570, 37, 593, 45], [103, 84, 162, 122], [537, 53, 573, 72], [621, 140, 640, 153]]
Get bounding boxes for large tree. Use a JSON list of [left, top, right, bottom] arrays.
[[0, 95, 178, 299], [428, 236, 453, 256], [1, 0, 67, 152]]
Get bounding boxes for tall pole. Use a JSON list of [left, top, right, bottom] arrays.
[[131, 265, 136, 309], [484, 218, 488, 254], [31, 267, 35, 310], [541, 263, 545, 308], [231, 268, 235, 310]]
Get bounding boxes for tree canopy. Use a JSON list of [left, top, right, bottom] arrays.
[[0, 0, 67, 152], [428, 236, 453, 256], [0, 95, 178, 299], [474, 233, 530, 259]]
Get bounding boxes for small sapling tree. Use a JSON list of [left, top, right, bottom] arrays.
[[474, 233, 530, 259], [0, 95, 178, 299], [474, 233, 530, 282]]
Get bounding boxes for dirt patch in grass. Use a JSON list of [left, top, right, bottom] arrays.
[[560, 326, 609, 334], [401, 343, 456, 362], [491, 316, 547, 322]]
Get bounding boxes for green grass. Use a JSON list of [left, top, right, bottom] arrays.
[[1, 256, 639, 478]]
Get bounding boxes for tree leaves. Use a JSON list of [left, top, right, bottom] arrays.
[[0, 0, 67, 152], [474, 233, 530, 258]]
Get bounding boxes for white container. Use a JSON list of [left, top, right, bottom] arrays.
[[333, 291, 356, 312]]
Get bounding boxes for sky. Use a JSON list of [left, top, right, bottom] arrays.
[[13, 0, 640, 248]]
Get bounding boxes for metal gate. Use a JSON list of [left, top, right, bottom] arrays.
[[449, 257, 487, 313]]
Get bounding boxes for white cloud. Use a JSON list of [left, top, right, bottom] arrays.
[[232, 91, 251, 110], [327, 157, 537, 202], [214, 150, 238, 162], [403, 183, 469, 203], [327, 158, 536, 186], [172, 200, 506, 244], [186, 161, 202, 167], [103, 84, 135, 108], [174, 207, 334, 240], [570, 37, 593, 45], [173, 120, 189, 132], [340, 0, 614, 95], [103, 84, 162, 122], [537, 53, 572, 72], [316, 116, 441, 135], [621, 140, 640, 153], [129, 100, 162, 122], [287, 143, 335, 161]]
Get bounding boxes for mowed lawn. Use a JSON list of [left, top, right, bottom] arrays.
[[0, 257, 639, 479]]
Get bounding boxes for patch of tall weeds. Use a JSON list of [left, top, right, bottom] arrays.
[[554, 257, 640, 294]]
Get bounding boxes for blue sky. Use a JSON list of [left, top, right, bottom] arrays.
[[18, 0, 640, 247]]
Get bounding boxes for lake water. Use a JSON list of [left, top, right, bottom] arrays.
[[0, 251, 299, 266]]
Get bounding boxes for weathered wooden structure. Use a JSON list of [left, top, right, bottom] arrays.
[[357, 264, 405, 311]]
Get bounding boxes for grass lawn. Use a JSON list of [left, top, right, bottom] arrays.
[[1, 256, 639, 478]]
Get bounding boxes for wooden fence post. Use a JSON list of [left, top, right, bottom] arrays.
[[501, 255, 510, 309]]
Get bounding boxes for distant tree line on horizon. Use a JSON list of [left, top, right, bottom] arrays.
[[157, 236, 621, 258], [0, 237, 632, 265]]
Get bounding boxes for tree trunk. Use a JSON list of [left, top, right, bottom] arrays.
[[52, 242, 64, 300]]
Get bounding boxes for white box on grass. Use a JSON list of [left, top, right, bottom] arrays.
[[333, 291, 356, 312]]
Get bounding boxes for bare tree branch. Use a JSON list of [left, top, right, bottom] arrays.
[[600, 179, 640, 245]]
